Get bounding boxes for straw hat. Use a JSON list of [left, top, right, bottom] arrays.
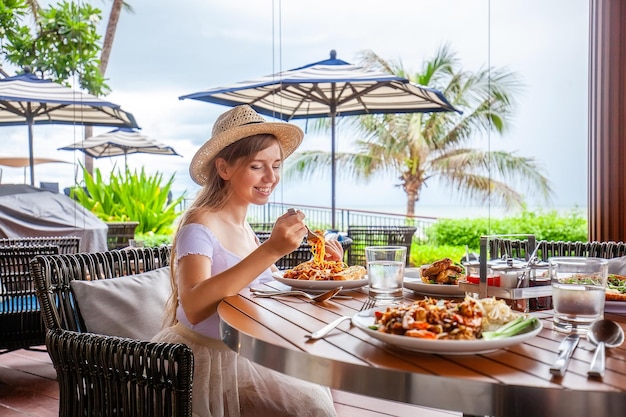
[[189, 105, 304, 185]]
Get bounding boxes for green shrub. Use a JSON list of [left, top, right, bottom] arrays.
[[424, 207, 587, 248], [410, 243, 468, 267], [70, 166, 186, 235], [135, 232, 173, 247]]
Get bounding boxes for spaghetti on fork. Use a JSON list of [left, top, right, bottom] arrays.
[[282, 230, 365, 281]]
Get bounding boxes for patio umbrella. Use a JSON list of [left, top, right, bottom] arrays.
[[58, 127, 181, 169], [0, 68, 138, 186], [0, 156, 71, 184], [180, 50, 459, 228]]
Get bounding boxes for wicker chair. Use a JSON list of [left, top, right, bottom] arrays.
[[0, 245, 60, 353], [346, 226, 416, 267], [487, 237, 626, 311], [30, 247, 193, 417], [0, 236, 80, 255], [488, 237, 626, 261]]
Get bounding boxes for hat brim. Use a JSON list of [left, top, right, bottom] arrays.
[[189, 121, 304, 185]]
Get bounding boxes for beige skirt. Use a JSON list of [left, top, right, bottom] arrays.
[[152, 323, 337, 417]]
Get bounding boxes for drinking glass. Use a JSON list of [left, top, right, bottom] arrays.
[[365, 246, 406, 303], [549, 257, 608, 334], [128, 239, 145, 248]]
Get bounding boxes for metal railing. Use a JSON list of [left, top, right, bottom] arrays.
[[246, 202, 437, 241]]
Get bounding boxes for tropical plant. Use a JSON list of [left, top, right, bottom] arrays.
[[1, 0, 108, 95], [285, 44, 552, 217], [69, 166, 185, 235]]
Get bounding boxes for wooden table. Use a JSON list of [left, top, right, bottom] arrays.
[[218, 282, 626, 417]]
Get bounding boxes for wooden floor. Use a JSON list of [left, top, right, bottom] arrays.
[[0, 347, 459, 417]]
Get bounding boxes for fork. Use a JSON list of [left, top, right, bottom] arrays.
[[250, 288, 353, 299], [305, 297, 377, 340], [287, 208, 323, 241]]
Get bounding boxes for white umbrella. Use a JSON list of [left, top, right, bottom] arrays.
[[180, 50, 459, 228], [59, 127, 181, 169], [0, 68, 138, 185], [0, 156, 71, 184]]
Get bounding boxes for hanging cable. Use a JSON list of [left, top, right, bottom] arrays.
[[487, 0, 492, 231], [271, 0, 287, 206]]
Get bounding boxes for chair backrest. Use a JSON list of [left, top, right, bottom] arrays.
[[31, 246, 171, 333], [347, 226, 416, 267], [488, 238, 626, 261], [0, 245, 59, 352], [0, 236, 80, 255], [106, 221, 140, 249], [39, 182, 59, 193], [30, 246, 193, 417]]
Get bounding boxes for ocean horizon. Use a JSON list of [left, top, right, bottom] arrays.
[[272, 202, 587, 221]]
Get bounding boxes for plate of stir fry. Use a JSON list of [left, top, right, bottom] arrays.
[[352, 296, 542, 354]]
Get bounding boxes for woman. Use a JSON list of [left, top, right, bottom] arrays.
[[153, 105, 340, 417]]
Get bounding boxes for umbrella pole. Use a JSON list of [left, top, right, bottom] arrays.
[[28, 120, 35, 186], [331, 111, 336, 230]]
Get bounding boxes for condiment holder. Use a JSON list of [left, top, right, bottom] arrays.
[[489, 258, 530, 312], [458, 235, 553, 312]]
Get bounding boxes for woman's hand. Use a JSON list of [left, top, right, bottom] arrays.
[[265, 210, 306, 256], [324, 238, 343, 262]]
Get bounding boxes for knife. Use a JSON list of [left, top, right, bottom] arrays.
[[550, 334, 580, 376]]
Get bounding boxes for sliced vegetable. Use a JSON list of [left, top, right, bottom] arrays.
[[482, 316, 538, 340], [608, 275, 626, 294]]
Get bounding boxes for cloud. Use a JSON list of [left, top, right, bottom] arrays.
[[5, 0, 588, 218]]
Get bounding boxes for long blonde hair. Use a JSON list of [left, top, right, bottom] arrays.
[[163, 134, 283, 326]]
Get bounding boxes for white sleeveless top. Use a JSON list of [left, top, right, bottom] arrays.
[[174, 223, 273, 339]]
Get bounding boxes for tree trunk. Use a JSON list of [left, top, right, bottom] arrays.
[[405, 185, 421, 217], [99, 0, 123, 75], [83, 0, 124, 175]]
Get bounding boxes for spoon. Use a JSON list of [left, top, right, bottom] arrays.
[[587, 319, 625, 378], [251, 286, 343, 302]]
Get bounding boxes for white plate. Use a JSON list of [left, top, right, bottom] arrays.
[[403, 279, 466, 297], [272, 271, 368, 291], [605, 300, 626, 313], [352, 308, 543, 355]]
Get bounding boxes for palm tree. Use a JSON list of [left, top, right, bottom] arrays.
[[285, 45, 552, 217]]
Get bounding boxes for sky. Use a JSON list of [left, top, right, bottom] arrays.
[[1, 0, 589, 219]]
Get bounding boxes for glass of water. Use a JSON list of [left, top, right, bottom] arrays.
[[365, 246, 406, 303], [549, 257, 608, 334]]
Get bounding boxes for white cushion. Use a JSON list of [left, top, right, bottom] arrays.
[[70, 266, 171, 340]]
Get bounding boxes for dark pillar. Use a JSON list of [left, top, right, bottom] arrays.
[[588, 0, 626, 241]]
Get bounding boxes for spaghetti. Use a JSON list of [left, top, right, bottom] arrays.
[[282, 230, 363, 281]]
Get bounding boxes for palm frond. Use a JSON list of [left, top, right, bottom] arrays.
[[284, 46, 551, 216]]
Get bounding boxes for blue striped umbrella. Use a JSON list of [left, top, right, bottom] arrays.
[[0, 68, 138, 185], [59, 127, 181, 169], [180, 50, 459, 228]]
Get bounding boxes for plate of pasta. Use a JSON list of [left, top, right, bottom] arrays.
[[352, 297, 542, 354], [272, 270, 368, 291], [272, 226, 367, 290]]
